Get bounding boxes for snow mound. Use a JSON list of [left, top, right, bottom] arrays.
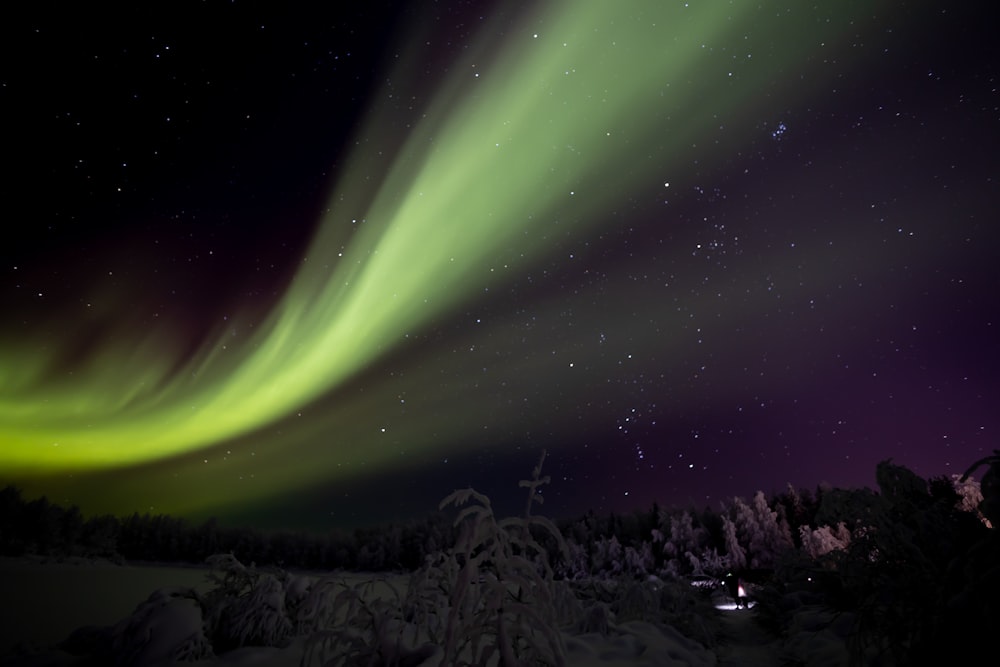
[[565, 620, 716, 667], [110, 587, 213, 666]]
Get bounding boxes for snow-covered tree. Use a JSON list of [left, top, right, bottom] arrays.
[[962, 449, 1000, 527], [730, 493, 789, 569], [950, 473, 983, 512], [560, 539, 590, 580], [730, 496, 757, 564], [748, 490, 794, 568], [799, 522, 851, 559], [722, 516, 746, 570], [663, 511, 703, 560], [951, 473, 991, 527], [698, 547, 729, 576], [623, 541, 655, 578], [592, 534, 624, 576]]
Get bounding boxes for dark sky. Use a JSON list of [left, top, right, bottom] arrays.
[[2, 1, 998, 531]]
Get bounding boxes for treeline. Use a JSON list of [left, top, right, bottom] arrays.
[[0, 486, 458, 571], [0, 457, 991, 581]]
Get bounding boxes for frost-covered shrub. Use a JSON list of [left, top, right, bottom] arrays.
[[201, 553, 293, 652], [212, 573, 292, 650], [204, 552, 256, 598], [290, 574, 345, 636], [302, 574, 440, 667]]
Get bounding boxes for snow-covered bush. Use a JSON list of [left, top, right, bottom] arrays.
[[203, 552, 256, 599], [200, 553, 293, 652], [302, 574, 440, 667], [213, 573, 292, 650]]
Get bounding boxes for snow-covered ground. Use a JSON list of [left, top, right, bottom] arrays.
[[0, 556, 861, 667], [0, 557, 213, 654]]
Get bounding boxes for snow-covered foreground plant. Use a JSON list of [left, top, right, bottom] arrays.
[[301, 574, 441, 666], [305, 449, 571, 666], [201, 553, 293, 651], [45, 451, 740, 666]]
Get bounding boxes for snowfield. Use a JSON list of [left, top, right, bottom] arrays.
[[0, 557, 213, 653], [0, 556, 856, 667]]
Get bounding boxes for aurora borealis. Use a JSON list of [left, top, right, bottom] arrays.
[[2, 1, 998, 529]]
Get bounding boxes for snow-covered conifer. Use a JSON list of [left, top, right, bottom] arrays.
[[722, 516, 746, 571], [799, 522, 851, 559], [624, 541, 655, 578]]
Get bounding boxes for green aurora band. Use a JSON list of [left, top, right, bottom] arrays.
[[1, 2, 887, 514]]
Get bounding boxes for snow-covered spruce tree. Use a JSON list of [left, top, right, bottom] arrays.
[[750, 490, 794, 567], [721, 516, 746, 571], [729, 496, 757, 565], [726, 491, 791, 570], [662, 510, 707, 576]]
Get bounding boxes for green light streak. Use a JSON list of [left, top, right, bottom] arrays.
[[0, 1, 877, 475]]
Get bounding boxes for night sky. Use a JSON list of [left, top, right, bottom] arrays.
[[2, 1, 998, 531]]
